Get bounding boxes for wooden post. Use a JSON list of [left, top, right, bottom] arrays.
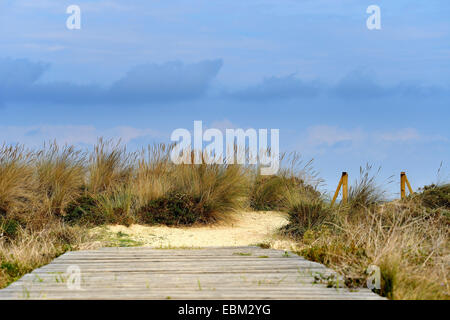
[[331, 175, 343, 206], [331, 172, 348, 206], [405, 176, 414, 195], [401, 172, 414, 199], [400, 172, 406, 199], [342, 172, 348, 204]]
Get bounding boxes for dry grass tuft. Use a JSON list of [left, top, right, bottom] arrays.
[[284, 167, 449, 300], [297, 199, 449, 299], [0, 222, 97, 288], [88, 138, 134, 194], [0, 144, 35, 217], [250, 153, 321, 211], [348, 164, 388, 210], [35, 142, 86, 219]]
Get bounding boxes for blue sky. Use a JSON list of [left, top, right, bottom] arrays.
[[0, 0, 449, 196]]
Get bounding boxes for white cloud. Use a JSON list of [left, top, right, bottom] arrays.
[[21, 43, 66, 52], [106, 126, 161, 144], [304, 125, 366, 147], [297, 125, 448, 158], [376, 128, 421, 142]]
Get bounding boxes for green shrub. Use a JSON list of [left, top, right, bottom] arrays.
[[282, 199, 331, 237], [418, 184, 450, 209], [0, 218, 21, 240], [249, 153, 321, 211], [0, 261, 21, 281], [64, 195, 100, 225], [168, 161, 248, 222], [250, 175, 289, 210], [138, 192, 202, 225], [95, 186, 136, 226], [250, 175, 320, 211]]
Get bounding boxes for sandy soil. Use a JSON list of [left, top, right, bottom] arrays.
[[94, 211, 297, 250]]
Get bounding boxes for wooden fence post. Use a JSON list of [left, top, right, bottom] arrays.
[[400, 172, 406, 199], [401, 172, 414, 199], [342, 172, 348, 204], [405, 175, 414, 195], [331, 172, 348, 206]]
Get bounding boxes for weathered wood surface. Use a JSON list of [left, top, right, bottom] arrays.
[[0, 247, 384, 300]]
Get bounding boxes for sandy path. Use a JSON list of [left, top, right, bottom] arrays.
[[94, 211, 296, 250]]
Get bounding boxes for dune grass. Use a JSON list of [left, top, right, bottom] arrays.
[[0, 141, 448, 300], [0, 140, 282, 287], [249, 154, 322, 211], [282, 166, 449, 300], [0, 222, 95, 288]]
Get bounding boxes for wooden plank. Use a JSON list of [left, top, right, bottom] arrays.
[[0, 247, 385, 300]]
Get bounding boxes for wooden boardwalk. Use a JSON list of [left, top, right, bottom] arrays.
[[0, 246, 384, 300]]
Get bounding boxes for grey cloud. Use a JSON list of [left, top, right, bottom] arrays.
[[109, 60, 223, 103], [228, 74, 321, 101], [0, 58, 223, 105], [0, 58, 49, 87], [332, 69, 449, 100], [226, 69, 449, 102]]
